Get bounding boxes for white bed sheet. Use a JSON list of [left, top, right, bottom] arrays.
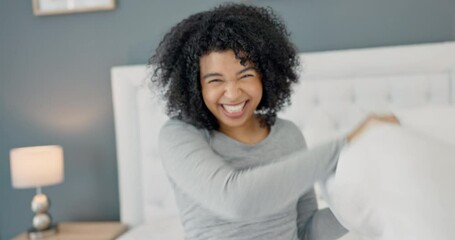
[[117, 216, 185, 240]]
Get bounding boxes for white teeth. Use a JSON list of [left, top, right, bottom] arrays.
[[223, 102, 245, 113]]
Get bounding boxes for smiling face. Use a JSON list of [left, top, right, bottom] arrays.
[[199, 50, 263, 134]]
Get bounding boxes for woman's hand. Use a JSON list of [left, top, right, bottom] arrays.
[[347, 114, 400, 143]]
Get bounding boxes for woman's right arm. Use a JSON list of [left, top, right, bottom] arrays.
[[159, 119, 346, 220]]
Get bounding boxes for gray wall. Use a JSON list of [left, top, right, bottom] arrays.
[[0, 0, 454, 239]]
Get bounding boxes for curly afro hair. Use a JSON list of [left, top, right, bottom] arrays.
[[150, 3, 300, 130]]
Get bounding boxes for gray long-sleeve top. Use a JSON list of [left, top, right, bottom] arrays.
[[159, 118, 348, 240]]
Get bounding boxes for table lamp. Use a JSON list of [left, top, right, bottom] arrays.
[[10, 145, 64, 239]]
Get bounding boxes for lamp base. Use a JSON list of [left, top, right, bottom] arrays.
[[28, 225, 58, 240]]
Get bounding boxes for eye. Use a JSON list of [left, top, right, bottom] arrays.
[[241, 74, 254, 79], [208, 79, 222, 84]]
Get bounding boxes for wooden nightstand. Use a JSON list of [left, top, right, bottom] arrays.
[[13, 222, 128, 240]]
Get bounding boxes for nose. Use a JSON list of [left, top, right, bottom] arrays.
[[224, 81, 241, 100]]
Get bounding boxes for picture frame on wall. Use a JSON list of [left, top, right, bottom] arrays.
[[32, 0, 116, 16]]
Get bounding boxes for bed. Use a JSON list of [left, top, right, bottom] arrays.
[[111, 41, 455, 239]]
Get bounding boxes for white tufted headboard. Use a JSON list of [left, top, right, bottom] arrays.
[[111, 42, 455, 233]]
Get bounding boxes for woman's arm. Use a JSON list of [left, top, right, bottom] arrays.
[[160, 119, 346, 220]]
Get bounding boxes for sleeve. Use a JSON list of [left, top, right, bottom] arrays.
[[296, 190, 348, 240], [159, 119, 346, 220]]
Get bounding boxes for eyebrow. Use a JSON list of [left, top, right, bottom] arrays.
[[201, 66, 256, 81], [237, 66, 256, 75]]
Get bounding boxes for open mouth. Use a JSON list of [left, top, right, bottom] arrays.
[[221, 100, 248, 117]]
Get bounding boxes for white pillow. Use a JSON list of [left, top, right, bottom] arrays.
[[322, 124, 455, 240]]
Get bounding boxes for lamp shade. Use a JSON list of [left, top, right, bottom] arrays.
[[10, 145, 64, 189]]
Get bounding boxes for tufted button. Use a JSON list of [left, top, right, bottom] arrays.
[[425, 91, 432, 102], [351, 94, 356, 104], [313, 97, 320, 106], [387, 92, 393, 103]]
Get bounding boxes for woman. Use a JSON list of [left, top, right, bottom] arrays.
[[150, 3, 398, 240]]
